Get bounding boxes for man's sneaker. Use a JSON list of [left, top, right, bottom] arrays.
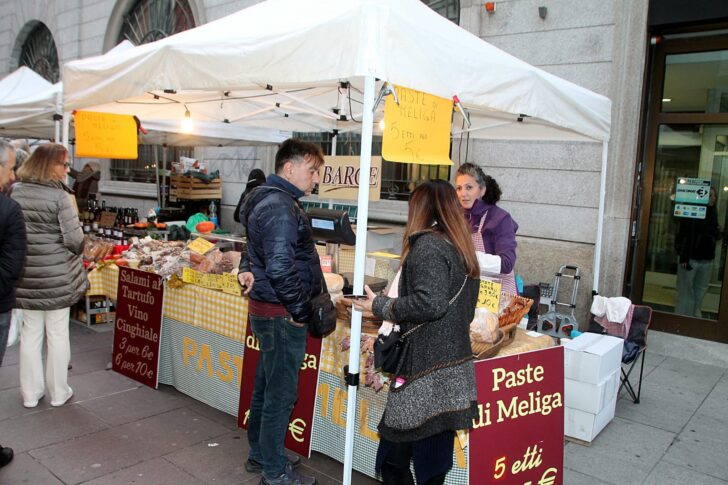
[[246, 453, 301, 473], [260, 462, 316, 485], [0, 446, 13, 468]]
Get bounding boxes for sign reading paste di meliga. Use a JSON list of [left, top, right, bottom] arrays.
[[113, 267, 164, 389], [382, 85, 453, 165], [470, 346, 564, 485], [319, 156, 382, 201], [75, 110, 138, 159]]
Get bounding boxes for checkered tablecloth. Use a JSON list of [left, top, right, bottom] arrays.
[[87, 264, 120, 298], [320, 319, 377, 376]]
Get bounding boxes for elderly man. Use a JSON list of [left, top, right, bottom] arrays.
[[0, 139, 27, 468]]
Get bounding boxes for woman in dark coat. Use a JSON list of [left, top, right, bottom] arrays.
[[353, 180, 480, 485], [234, 168, 266, 224]]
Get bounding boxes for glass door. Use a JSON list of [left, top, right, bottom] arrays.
[[634, 35, 728, 342]]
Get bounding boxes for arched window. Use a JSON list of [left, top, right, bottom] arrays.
[[19, 22, 59, 83], [119, 0, 196, 45], [422, 0, 460, 25]]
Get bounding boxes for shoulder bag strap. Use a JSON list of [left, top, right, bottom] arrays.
[[401, 275, 470, 339]]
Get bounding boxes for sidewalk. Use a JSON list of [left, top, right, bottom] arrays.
[[0, 323, 726, 484]]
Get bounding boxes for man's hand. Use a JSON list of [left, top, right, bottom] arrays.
[[238, 271, 254, 295]]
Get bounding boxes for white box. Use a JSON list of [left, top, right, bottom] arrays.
[[565, 370, 619, 414], [565, 395, 617, 442], [563, 333, 623, 384]]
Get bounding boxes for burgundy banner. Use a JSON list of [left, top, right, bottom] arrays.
[[470, 346, 564, 484], [237, 317, 323, 457], [113, 267, 165, 389]]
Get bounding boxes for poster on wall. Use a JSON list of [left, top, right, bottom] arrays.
[[470, 346, 564, 484], [237, 320, 323, 457], [113, 267, 164, 388]]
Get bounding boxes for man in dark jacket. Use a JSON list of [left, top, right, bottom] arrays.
[[237, 139, 323, 485], [0, 139, 27, 468]]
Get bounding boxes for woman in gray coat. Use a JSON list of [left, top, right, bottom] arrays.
[[354, 180, 480, 485], [12, 143, 88, 408]]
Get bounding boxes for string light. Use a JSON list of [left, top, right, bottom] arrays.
[[181, 108, 193, 133]]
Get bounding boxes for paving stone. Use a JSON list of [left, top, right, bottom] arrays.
[[643, 461, 728, 484], [0, 451, 63, 484], [664, 412, 728, 480], [67, 369, 140, 404], [0, 362, 19, 391], [2, 404, 108, 453], [79, 385, 189, 426], [69, 324, 114, 354], [697, 378, 728, 422], [82, 456, 205, 485], [564, 417, 674, 484], [563, 467, 615, 484], [183, 399, 239, 431], [644, 357, 724, 395], [67, 347, 116, 377], [615, 379, 705, 433]]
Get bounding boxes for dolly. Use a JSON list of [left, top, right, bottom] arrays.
[[537, 265, 580, 339]]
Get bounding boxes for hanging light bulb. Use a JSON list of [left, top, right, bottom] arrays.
[[378, 118, 386, 131], [181, 108, 193, 133]]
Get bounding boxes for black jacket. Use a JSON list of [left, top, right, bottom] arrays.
[[239, 174, 323, 323], [676, 205, 721, 263], [0, 193, 27, 313]]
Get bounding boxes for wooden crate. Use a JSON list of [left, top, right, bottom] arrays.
[[169, 175, 221, 201]]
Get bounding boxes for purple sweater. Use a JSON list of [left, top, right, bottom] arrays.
[[463, 198, 518, 274]]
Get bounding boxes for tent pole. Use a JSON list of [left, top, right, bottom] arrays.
[[592, 141, 609, 295], [343, 74, 375, 485], [54, 91, 62, 142], [62, 111, 71, 149]]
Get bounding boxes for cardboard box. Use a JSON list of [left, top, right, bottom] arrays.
[[565, 395, 617, 442], [563, 333, 623, 384], [565, 370, 619, 414]]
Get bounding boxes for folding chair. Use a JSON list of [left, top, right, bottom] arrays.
[[587, 304, 651, 404]]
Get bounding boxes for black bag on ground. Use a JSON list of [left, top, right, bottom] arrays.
[[309, 279, 336, 337]]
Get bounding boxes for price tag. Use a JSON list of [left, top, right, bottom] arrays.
[[221, 273, 241, 295], [477, 279, 501, 313], [98, 211, 117, 228], [187, 237, 215, 255], [182, 267, 200, 285]]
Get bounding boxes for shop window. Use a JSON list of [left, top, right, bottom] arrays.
[[111, 0, 196, 183], [422, 0, 460, 25], [295, 132, 450, 201], [110, 145, 194, 183], [18, 22, 59, 83], [662, 49, 728, 113]]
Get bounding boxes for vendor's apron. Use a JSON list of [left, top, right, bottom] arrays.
[[473, 212, 518, 295]]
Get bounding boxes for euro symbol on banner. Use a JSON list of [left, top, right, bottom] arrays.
[[289, 418, 306, 442]]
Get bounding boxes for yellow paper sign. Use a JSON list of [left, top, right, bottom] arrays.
[[477, 279, 502, 313], [182, 267, 200, 285], [221, 273, 241, 295], [75, 111, 138, 159], [187, 237, 216, 255], [382, 85, 453, 165], [318, 156, 382, 201]]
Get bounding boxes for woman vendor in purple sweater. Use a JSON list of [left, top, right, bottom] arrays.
[[455, 163, 519, 294]]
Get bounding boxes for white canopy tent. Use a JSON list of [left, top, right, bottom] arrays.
[[63, 0, 611, 482], [0, 66, 61, 140]]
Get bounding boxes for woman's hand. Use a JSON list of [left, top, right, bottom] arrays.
[[351, 285, 377, 313]]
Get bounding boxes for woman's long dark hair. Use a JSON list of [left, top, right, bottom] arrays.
[[402, 180, 479, 278]]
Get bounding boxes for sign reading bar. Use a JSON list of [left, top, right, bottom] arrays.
[[675, 177, 711, 204], [75, 111, 138, 159], [238, 319, 323, 457], [113, 267, 164, 388], [470, 346, 564, 484], [477, 279, 502, 313], [382, 85, 453, 165], [319, 156, 382, 201]]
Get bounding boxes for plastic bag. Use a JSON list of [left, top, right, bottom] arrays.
[[7, 309, 22, 347]]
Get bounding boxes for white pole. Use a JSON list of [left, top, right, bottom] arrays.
[[62, 111, 71, 149], [54, 91, 62, 142], [342, 74, 375, 485], [592, 141, 609, 295]]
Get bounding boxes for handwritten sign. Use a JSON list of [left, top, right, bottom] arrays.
[[113, 267, 164, 388], [238, 319, 323, 456], [470, 346, 564, 484], [187, 237, 215, 255], [183, 267, 239, 295], [75, 111, 138, 159], [382, 85, 453, 165], [319, 156, 381, 201], [477, 279, 502, 313], [220, 273, 241, 295], [98, 211, 117, 228]]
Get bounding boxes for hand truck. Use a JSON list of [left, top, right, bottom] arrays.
[[537, 264, 580, 339]]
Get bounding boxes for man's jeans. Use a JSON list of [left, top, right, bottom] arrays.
[[247, 314, 307, 480], [0, 310, 11, 366]]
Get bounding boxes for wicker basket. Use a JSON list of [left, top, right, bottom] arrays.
[[498, 294, 534, 328], [471, 329, 505, 360]]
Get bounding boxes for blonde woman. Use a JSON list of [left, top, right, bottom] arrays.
[[11, 143, 88, 408]]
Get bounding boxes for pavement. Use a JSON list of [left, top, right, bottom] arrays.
[[0, 322, 726, 484]]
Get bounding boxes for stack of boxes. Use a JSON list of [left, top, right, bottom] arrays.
[[563, 333, 624, 442]]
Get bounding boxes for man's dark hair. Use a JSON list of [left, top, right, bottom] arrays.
[[274, 138, 324, 174]]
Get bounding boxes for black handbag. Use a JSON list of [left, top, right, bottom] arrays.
[[309, 278, 336, 337], [374, 275, 469, 374]]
